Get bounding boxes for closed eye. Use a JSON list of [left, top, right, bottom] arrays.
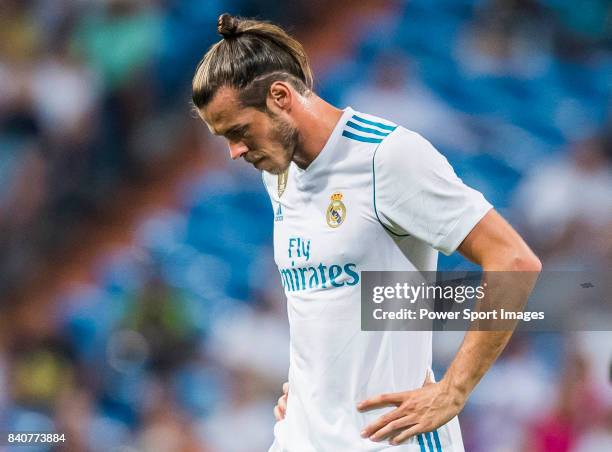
[[225, 125, 249, 141]]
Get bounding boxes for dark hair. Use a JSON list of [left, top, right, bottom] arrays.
[[192, 13, 314, 110]]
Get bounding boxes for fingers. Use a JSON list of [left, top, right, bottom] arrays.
[[388, 424, 423, 445], [274, 385, 289, 421], [360, 408, 403, 439], [422, 369, 434, 387], [357, 392, 403, 411], [273, 405, 283, 421], [278, 393, 287, 412], [368, 416, 417, 442]]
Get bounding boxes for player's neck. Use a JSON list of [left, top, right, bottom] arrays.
[[292, 96, 343, 170]]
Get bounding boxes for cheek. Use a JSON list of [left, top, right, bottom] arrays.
[[250, 134, 279, 152]]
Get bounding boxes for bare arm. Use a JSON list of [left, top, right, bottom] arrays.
[[358, 209, 541, 445], [442, 209, 541, 407]]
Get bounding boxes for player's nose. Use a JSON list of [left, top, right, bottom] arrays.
[[228, 141, 249, 160]]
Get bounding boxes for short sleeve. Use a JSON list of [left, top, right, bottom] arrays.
[[373, 128, 492, 255]]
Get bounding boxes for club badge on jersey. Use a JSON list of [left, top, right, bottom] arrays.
[[326, 192, 346, 228], [277, 169, 289, 198]]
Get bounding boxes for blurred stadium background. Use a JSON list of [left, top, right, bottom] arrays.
[[0, 0, 611, 451]]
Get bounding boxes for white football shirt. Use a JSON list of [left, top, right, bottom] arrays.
[[263, 107, 492, 451]]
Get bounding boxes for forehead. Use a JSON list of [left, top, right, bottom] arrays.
[[200, 86, 251, 134]]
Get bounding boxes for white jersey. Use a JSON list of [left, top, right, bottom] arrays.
[[263, 107, 492, 452]]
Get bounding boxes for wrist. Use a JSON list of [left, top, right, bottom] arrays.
[[439, 374, 470, 409]]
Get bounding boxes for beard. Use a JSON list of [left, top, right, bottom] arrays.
[[267, 112, 301, 174]]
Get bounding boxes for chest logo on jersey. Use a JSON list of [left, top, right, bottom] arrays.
[[326, 192, 346, 228]]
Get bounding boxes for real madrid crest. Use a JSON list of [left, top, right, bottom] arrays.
[[326, 192, 346, 228]]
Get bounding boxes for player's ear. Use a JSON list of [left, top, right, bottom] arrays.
[[267, 81, 292, 112]]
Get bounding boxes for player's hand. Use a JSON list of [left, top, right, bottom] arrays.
[[273, 382, 289, 421], [356, 371, 465, 445]]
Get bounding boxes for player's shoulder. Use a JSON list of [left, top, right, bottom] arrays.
[[345, 108, 430, 151], [377, 125, 436, 159], [340, 109, 398, 145], [363, 115, 449, 177]]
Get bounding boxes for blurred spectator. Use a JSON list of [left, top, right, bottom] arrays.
[[120, 273, 200, 373], [524, 350, 604, 451], [513, 129, 612, 267], [137, 378, 205, 452], [462, 335, 555, 452], [456, 0, 553, 78], [208, 295, 289, 383], [31, 31, 99, 147], [574, 412, 612, 451], [342, 52, 479, 152], [548, 0, 612, 59], [10, 337, 75, 412], [71, 0, 161, 91], [198, 367, 276, 452], [0, 0, 42, 65]]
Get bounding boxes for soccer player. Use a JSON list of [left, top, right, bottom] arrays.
[[192, 14, 541, 451]]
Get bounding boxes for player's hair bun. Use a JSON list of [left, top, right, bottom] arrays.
[[218, 13, 240, 38]]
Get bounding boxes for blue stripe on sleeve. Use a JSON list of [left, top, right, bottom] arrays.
[[433, 429, 443, 452], [341, 130, 383, 143], [346, 120, 390, 136], [352, 114, 396, 131]]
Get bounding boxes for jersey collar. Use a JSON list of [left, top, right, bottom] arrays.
[[292, 106, 354, 184]]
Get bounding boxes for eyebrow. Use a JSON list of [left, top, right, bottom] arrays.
[[214, 124, 248, 137]]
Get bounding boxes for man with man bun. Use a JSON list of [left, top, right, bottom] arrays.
[[192, 13, 541, 451]]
